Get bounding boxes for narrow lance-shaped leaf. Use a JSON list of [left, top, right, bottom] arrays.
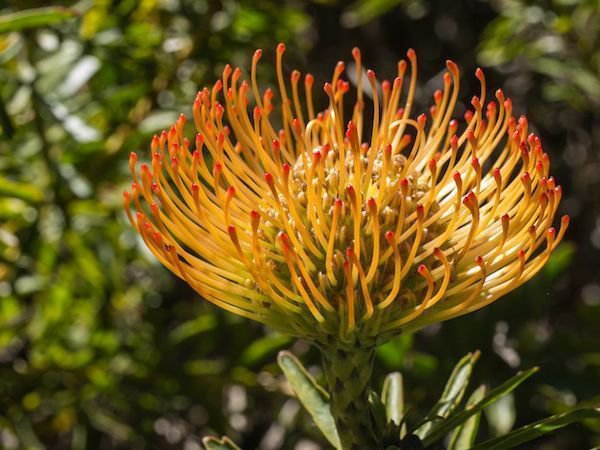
[[277, 351, 341, 449], [416, 351, 480, 439], [448, 385, 487, 450], [469, 407, 600, 450], [202, 436, 241, 450], [0, 7, 77, 33], [422, 367, 539, 446], [368, 389, 387, 435]]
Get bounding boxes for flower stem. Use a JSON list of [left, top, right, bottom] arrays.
[[321, 344, 378, 449]]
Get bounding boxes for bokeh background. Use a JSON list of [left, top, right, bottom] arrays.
[[1, 0, 599, 449]]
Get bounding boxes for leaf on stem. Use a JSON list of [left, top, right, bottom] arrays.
[[422, 367, 539, 446], [469, 407, 600, 450], [415, 351, 480, 438], [277, 351, 341, 449], [448, 385, 487, 450]]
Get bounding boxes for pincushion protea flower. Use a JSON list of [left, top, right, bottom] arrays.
[[124, 44, 568, 448]]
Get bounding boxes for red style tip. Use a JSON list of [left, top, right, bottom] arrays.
[[367, 69, 376, 81], [305, 73, 314, 87], [428, 159, 437, 172], [450, 135, 459, 149], [446, 60, 458, 75], [400, 178, 409, 193], [250, 210, 260, 226], [277, 43, 286, 54], [406, 48, 416, 61], [352, 47, 361, 59], [291, 70, 301, 82], [264, 172, 274, 185], [416, 204, 425, 220], [385, 231, 395, 244], [367, 197, 377, 211], [253, 49, 262, 60], [475, 67, 484, 80], [417, 264, 428, 276]]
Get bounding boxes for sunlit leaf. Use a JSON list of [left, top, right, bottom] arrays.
[[422, 367, 539, 446], [470, 407, 600, 450], [448, 385, 487, 450], [416, 351, 480, 438], [0, 7, 77, 33], [382, 372, 404, 427], [278, 351, 341, 449]]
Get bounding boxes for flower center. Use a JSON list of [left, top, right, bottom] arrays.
[[256, 143, 449, 317]]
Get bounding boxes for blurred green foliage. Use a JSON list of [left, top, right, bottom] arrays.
[[0, 0, 598, 449]]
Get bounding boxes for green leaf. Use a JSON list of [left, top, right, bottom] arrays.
[[169, 315, 217, 344], [0, 176, 44, 204], [470, 407, 600, 450], [485, 392, 516, 436], [277, 351, 341, 449], [544, 242, 575, 279], [341, 0, 405, 28], [416, 351, 480, 438], [369, 389, 387, 435], [382, 372, 405, 429], [422, 367, 539, 446], [448, 385, 487, 450], [0, 7, 77, 33], [239, 334, 292, 367], [202, 436, 241, 450]]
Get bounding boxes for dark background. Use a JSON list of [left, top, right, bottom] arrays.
[[0, 0, 599, 448]]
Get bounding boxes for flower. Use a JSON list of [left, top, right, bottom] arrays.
[[124, 44, 568, 346]]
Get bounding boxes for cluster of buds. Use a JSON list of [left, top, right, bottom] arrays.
[[125, 44, 567, 346]]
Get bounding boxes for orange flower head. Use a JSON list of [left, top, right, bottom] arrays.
[[125, 45, 568, 345]]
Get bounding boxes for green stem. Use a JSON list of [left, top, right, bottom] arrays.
[[321, 345, 378, 449]]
